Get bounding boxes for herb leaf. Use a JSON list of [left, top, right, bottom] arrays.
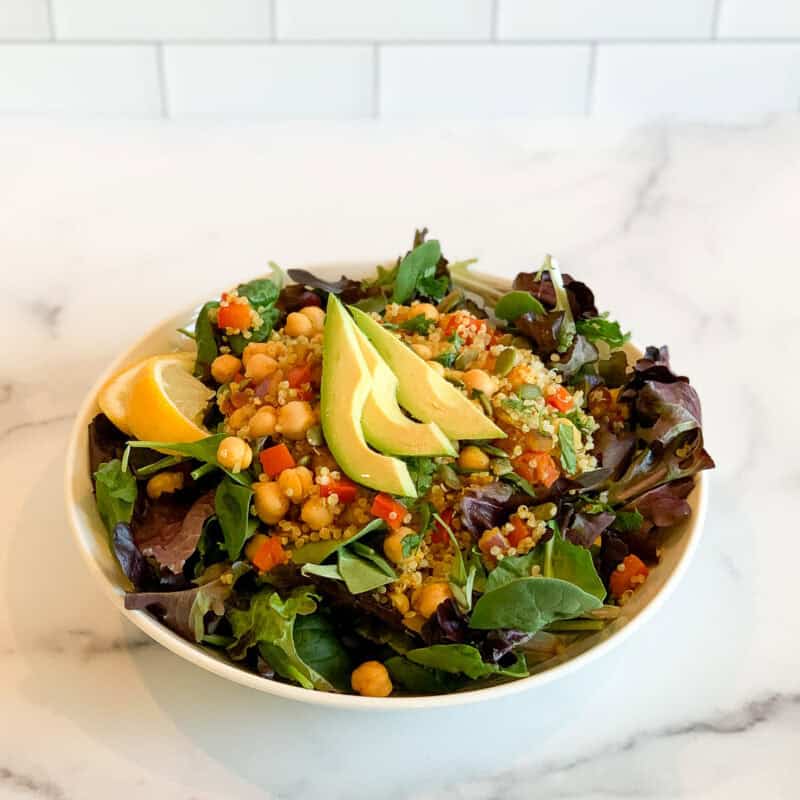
[[94, 459, 137, 535], [575, 315, 630, 348], [558, 423, 577, 474], [614, 509, 644, 532], [400, 315, 435, 335], [405, 457, 437, 497]]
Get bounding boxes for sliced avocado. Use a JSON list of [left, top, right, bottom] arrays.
[[349, 318, 456, 457], [321, 296, 417, 497], [350, 307, 506, 442]]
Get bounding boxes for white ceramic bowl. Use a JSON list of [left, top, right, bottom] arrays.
[[64, 264, 708, 710]]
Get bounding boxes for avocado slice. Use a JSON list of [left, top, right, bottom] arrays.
[[349, 319, 456, 457], [321, 296, 417, 497], [350, 307, 506, 442]]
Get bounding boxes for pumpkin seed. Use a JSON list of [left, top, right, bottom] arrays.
[[437, 463, 461, 490], [437, 289, 464, 314], [512, 336, 532, 350], [533, 502, 558, 521], [518, 383, 542, 401], [454, 347, 481, 371], [306, 425, 324, 447], [494, 347, 518, 376]]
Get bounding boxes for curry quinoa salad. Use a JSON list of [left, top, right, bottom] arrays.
[[88, 231, 714, 697]]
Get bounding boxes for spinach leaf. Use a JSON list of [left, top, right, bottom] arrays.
[[94, 459, 137, 534], [495, 291, 546, 322], [405, 457, 437, 497], [500, 470, 537, 497], [558, 423, 577, 474], [126, 435, 252, 487], [485, 526, 606, 600], [215, 477, 255, 560], [227, 587, 334, 690], [337, 547, 396, 594], [614, 509, 644, 532], [293, 612, 352, 692], [575, 315, 630, 348], [392, 240, 442, 304], [406, 644, 528, 680], [385, 656, 468, 694], [400, 315, 435, 335], [470, 577, 602, 633], [349, 542, 396, 576], [193, 301, 220, 378], [291, 518, 385, 565]]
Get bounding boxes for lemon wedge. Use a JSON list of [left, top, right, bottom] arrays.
[[97, 358, 150, 436], [126, 353, 214, 443]]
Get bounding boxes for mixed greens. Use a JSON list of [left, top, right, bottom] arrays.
[[88, 230, 714, 697]]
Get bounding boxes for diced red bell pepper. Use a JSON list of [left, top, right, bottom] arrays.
[[217, 302, 252, 331], [513, 451, 560, 489], [609, 554, 649, 598], [370, 493, 407, 530], [251, 536, 288, 572], [320, 478, 358, 504], [287, 362, 313, 388], [432, 507, 454, 544], [507, 515, 529, 548], [546, 385, 574, 412], [259, 443, 296, 477]]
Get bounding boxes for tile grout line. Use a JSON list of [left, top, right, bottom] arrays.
[[155, 43, 169, 119], [491, 0, 499, 41], [0, 37, 799, 46], [372, 43, 381, 119], [711, 0, 723, 38], [45, 0, 55, 39], [269, 0, 277, 41], [584, 42, 597, 116]]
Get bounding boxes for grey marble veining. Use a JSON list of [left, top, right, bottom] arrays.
[[0, 116, 798, 800]]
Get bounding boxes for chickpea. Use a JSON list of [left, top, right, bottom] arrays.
[[412, 582, 453, 619], [245, 353, 278, 382], [244, 533, 268, 562], [458, 445, 490, 472], [278, 466, 314, 503], [249, 406, 278, 438], [264, 340, 287, 358], [389, 592, 410, 615], [299, 305, 326, 332], [383, 526, 416, 564], [408, 303, 439, 322], [507, 364, 535, 389], [242, 342, 270, 368], [301, 495, 334, 530], [216, 436, 252, 472], [351, 661, 392, 698], [285, 312, 314, 338], [253, 481, 289, 525], [146, 470, 184, 500], [227, 404, 255, 432], [210, 354, 241, 384], [426, 360, 445, 376], [411, 343, 433, 360], [463, 368, 498, 397], [277, 400, 315, 440]]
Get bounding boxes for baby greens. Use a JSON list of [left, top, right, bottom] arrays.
[[94, 459, 137, 535], [214, 477, 255, 560]]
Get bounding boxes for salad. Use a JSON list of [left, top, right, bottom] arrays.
[[88, 231, 714, 697]]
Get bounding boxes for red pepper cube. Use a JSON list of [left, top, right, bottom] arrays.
[[259, 443, 296, 478], [370, 493, 406, 530]]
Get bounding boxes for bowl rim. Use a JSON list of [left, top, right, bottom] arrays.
[[64, 264, 708, 711]]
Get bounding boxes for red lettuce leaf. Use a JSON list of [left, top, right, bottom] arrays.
[[512, 272, 598, 319], [636, 380, 702, 447], [625, 477, 694, 528]]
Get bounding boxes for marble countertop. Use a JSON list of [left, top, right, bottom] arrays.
[[1, 116, 798, 800]]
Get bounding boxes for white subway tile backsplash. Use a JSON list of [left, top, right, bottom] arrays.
[[0, 0, 50, 39], [498, 0, 715, 40], [164, 45, 374, 117], [593, 43, 800, 114], [718, 0, 800, 39], [0, 44, 160, 114], [52, 0, 272, 41], [276, 0, 493, 41], [380, 45, 590, 117]]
